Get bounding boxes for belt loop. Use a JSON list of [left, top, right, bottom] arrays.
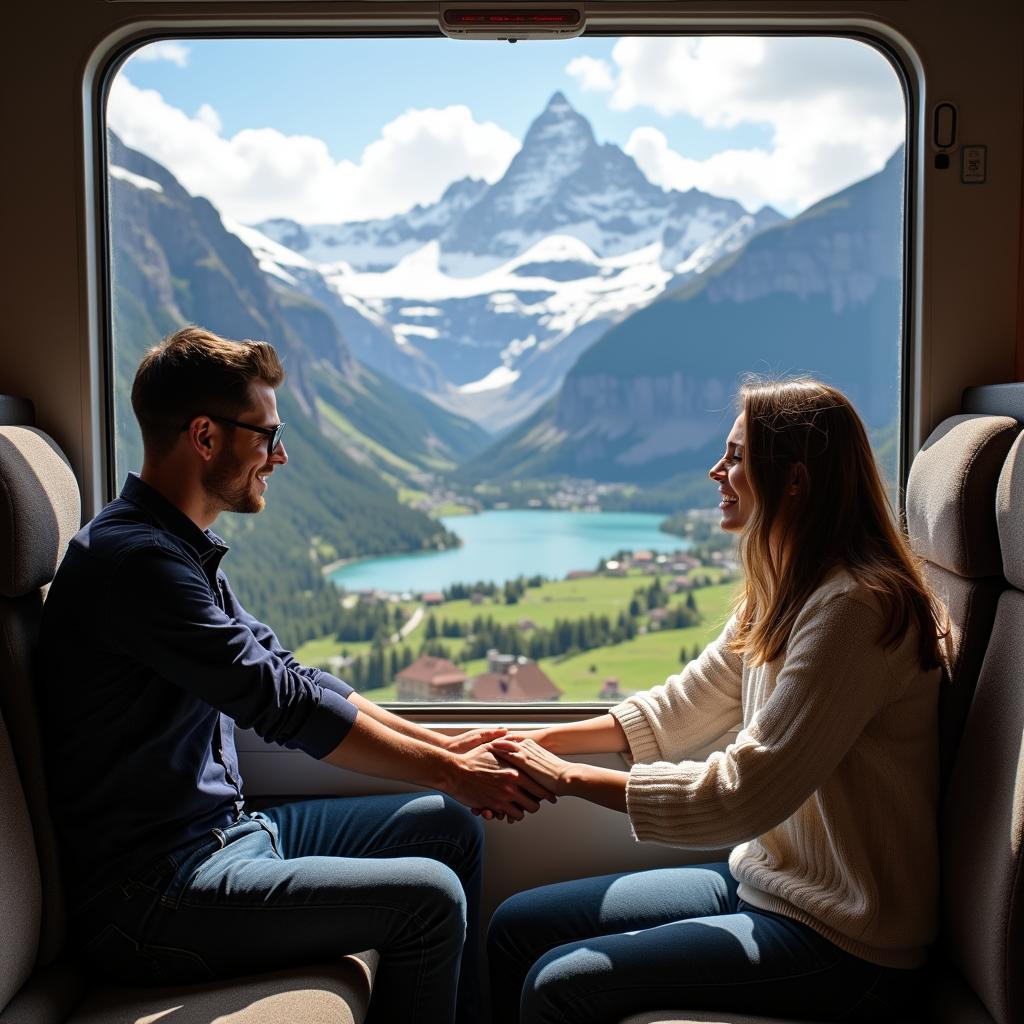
[[211, 827, 226, 849]]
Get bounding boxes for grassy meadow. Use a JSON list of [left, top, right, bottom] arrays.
[[295, 569, 738, 704]]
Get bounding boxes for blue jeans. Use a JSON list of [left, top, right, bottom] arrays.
[[73, 793, 483, 1024], [488, 862, 921, 1024]]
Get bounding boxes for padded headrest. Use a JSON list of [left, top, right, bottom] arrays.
[[906, 414, 1019, 578], [996, 430, 1024, 591], [0, 427, 80, 598]]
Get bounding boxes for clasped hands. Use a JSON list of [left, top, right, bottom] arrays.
[[443, 727, 572, 823]]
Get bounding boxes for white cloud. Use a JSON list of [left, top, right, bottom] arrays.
[[194, 103, 222, 134], [129, 41, 190, 67], [600, 37, 904, 213], [565, 56, 615, 93], [107, 76, 520, 224]]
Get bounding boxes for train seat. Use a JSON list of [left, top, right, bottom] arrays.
[[0, 421, 377, 1024], [906, 413, 1019, 782], [620, 393, 1024, 1024]]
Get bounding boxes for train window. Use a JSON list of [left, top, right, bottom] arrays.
[[105, 35, 907, 706]]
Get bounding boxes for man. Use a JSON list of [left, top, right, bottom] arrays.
[[40, 326, 550, 1023]]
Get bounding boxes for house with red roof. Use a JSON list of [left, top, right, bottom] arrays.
[[469, 655, 562, 703], [395, 655, 467, 701]]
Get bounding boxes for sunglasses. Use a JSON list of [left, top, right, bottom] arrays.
[[207, 415, 286, 455]]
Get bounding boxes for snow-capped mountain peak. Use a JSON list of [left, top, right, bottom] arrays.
[[243, 93, 787, 429]]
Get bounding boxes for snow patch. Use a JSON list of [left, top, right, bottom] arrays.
[[508, 234, 600, 268], [258, 260, 299, 286], [110, 165, 163, 193], [225, 220, 316, 269], [458, 365, 521, 394], [394, 323, 441, 340], [399, 305, 443, 317], [501, 335, 538, 362]]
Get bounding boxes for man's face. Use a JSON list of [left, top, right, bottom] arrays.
[[202, 383, 288, 515]]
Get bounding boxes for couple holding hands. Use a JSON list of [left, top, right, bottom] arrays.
[[42, 326, 944, 1024]]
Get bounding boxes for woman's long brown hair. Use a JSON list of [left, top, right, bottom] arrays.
[[731, 377, 945, 670]]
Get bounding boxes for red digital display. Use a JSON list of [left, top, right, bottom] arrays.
[[443, 9, 582, 28]]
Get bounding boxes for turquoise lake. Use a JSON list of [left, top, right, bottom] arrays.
[[328, 510, 686, 593]]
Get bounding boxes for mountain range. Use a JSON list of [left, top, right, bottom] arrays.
[[457, 147, 905, 484], [251, 92, 784, 430], [108, 90, 904, 636]]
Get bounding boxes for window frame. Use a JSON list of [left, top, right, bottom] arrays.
[[88, 14, 919, 722]]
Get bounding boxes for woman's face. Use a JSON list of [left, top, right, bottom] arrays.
[[709, 413, 754, 532]]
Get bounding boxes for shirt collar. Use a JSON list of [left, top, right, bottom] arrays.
[[120, 473, 229, 568]]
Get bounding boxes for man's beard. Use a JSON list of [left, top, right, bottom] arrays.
[[202, 449, 265, 514]]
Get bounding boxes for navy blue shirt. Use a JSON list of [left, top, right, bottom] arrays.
[[39, 474, 358, 903]]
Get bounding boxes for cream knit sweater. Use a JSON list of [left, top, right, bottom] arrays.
[[610, 569, 941, 969]]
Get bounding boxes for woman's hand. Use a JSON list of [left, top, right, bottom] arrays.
[[490, 737, 630, 813], [488, 737, 574, 796]]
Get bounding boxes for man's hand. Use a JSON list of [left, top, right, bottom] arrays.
[[441, 726, 508, 754], [449, 743, 556, 822]]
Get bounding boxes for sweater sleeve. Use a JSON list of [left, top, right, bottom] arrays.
[[624, 591, 902, 849], [609, 617, 743, 764]]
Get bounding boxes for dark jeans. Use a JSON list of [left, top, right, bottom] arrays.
[[488, 862, 921, 1024], [74, 793, 483, 1024]]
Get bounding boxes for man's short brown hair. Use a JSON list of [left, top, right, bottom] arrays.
[[131, 326, 285, 456]]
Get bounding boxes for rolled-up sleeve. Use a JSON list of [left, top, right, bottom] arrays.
[[114, 545, 357, 758]]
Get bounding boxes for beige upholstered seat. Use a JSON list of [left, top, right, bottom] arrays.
[[936, 429, 1024, 1024], [0, 423, 377, 1024], [68, 955, 379, 1024], [906, 414, 1019, 778], [620, 1016, 827, 1024]]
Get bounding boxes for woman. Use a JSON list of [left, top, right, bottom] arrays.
[[487, 377, 946, 1024]]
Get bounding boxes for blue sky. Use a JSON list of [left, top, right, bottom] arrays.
[[121, 38, 773, 165], [110, 36, 904, 223]]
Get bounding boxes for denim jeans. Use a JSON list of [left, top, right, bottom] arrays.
[[488, 862, 921, 1024], [73, 793, 483, 1024]]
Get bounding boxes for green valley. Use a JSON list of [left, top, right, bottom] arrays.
[[295, 562, 739, 704]]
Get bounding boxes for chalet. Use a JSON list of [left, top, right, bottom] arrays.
[[469, 655, 562, 702], [395, 655, 466, 702], [648, 607, 670, 629], [516, 617, 537, 631], [566, 569, 595, 580], [422, 591, 445, 606], [632, 550, 654, 563], [670, 555, 700, 571], [599, 677, 623, 700], [668, 575, 693, 592]]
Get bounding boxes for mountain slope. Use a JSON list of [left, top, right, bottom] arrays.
[[459, 148, 905, 485], [108, 134, 486, 645]]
